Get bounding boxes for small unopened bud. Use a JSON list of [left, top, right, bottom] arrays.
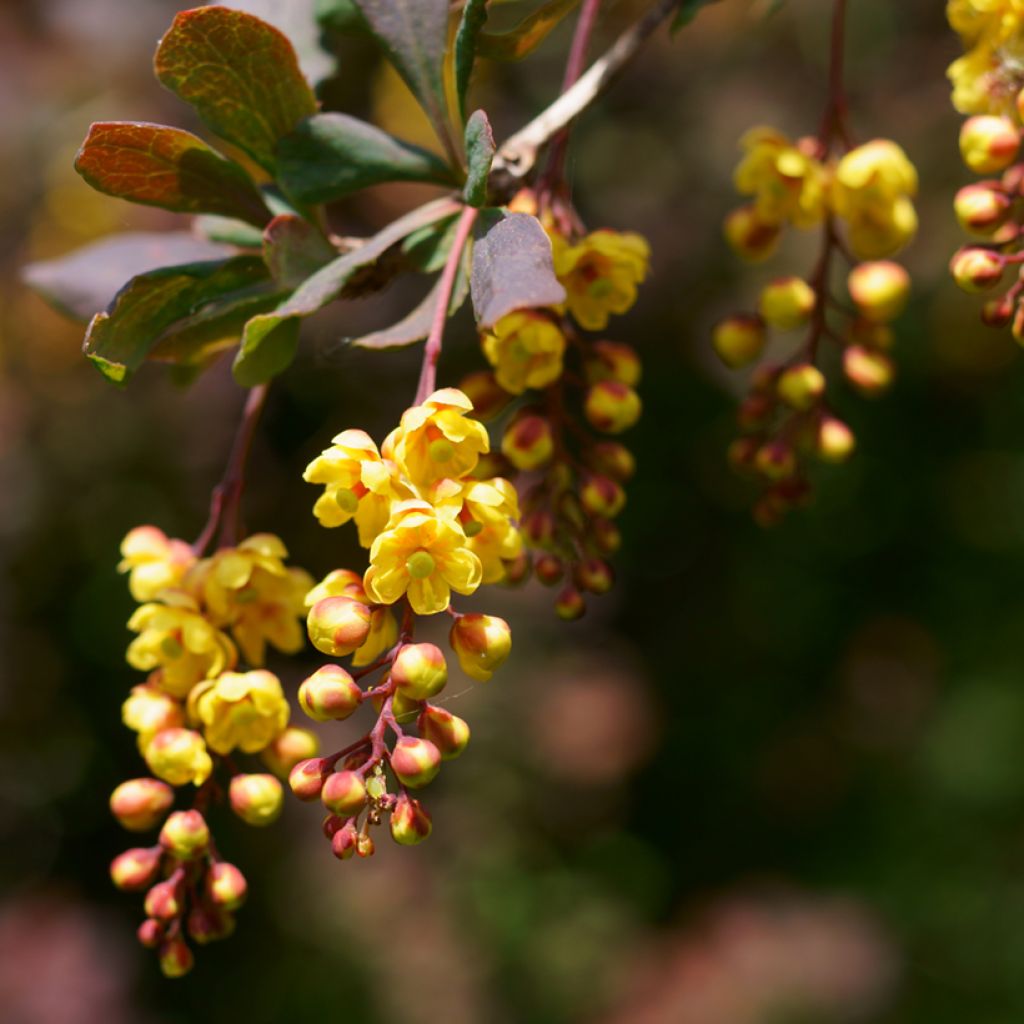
[[122, 684, 184, 737], [110, 778, 174, 832], [158, 936, 194, 979], [723, 204, 781, 262], [418, 706, 470, 760], [576, 557, 614, 594], [712, 314, 767, 369], [321, 770, 368, 818], [390, 736, 442, 788], [982, 294, 1015, 328], [816, 416, 856, 463], [586, 340, 642, 386], [501, 414, 554, 471], [523, 509, 557, 547], [584, 380, 642, 434], [590, 517, 621, 555], [503, 550, 531, 585], [843, 345, 895, 396], [187, 905, 234, 945], [391, 643, 448, 700], [959, 115, 1020, 174], [759, 277, 816, 330], [950, 246, 1005, 293], [159, 809, 210, 860], [588, 441, 636, 482], [776, 363, 826, 411], [555, 585, 587, 621], [110, 846, 162, 891], [356, 832, 376, 858], [307, 597, 372, 657], [755, 440, 797, 481], [1012, 302, 1024, 345], [954, 183, 1012, 235], [137, 919, 163, 949], [298, 664, 362, 721], [534, 553, 565, 586], [390, 793, 433, 845], [144, 728, 212, 787], [450, 613, 512, 682], [206, 861, 248, 911], [229, 773, 284, 827], [847, 261, 911, 322], [261, 726, 320, 778], [144, 876, 182, 920], [289, 757, 330, 801], [331, 821, 359, 860], [737, 393, 775, 430], [580, 474, 626, 518], [459, 370, 513, 421]]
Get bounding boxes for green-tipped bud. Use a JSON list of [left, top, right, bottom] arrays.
[[450, 614, 512, 682], [307, 596, 372, 657], [321, 770, 368, 818], [390, 793, 433, 845], [159, 809, 210, 860], [758, 276, 816, 330], [110, 778, 175, 832], [776, 363, 826, 411], [712, 314, 767, 369], [289, 757, 330, 801], [110, 846, 162, 891], [206, 861, 248, 911], [391, 643, 448, 701], [390, 736, 442, 788], [584, 380, 642, 434], [298, 664, 363, 722], [158, 936, 194, 979], [260, 726, 320, 778], [229, 773, 284, 827]]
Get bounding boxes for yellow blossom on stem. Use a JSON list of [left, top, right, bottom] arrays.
[[144, 727, 213, 787], [122, 683, 185, 751], [190, 670, 290, 756], [118, 526, 195, 602], [481, 311, 567, 394], [436, 478, 523, 584]]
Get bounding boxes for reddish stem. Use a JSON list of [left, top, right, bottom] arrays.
[[817, 0, 851, 151]]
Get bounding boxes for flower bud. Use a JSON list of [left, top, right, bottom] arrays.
[[584, 380, 642, 434], [816, 416, 856, 463], [776, 363, 826, 411], [843, 345, 895, 395], [261, 726, 320, 778], [331, 821, 359, 860], [144, 728, 213, 787], [229, 773, 283, 827], [723, 204, 781, 262], [356, 832, 376, 858], [982, 294, 1015, 328], [523, 509, 557, 547], [159, 809, 210, 860], [847, 261, 911, 322], [158, 936, 194, 979], [298, 664, 362, 721], [755, 440, 797, 481], [390, 793, 433, 845], [555, 585, 587, 621], [206, 861, 248, 911], [588, 441, 636, 482], [586, 341, 642, 386], [450, 614, 512, 681], [321, 770, 368, 818], [418, 706, 470, 760], [1012, 302, 1024, 346], [954, 183, 1012, 235], [110, 846, 162, 891], [305, 568, 366, 606], [959, 115, 1020, 174], [758, 277, 816, 330], [307, 597, 372, 657], [576, 557, 614, 594], [459, 369, 513, 420], [534, 553, 565, 586], [391, 643, 448, 700], [712, 314, 767, 369], [187, 905, 234, 945], [137, 919, 163, 949], [503, 550, 531, 585], [950, 247, 1005, 293], [390, 736, 442, 788], [144, 877, 182, 920], [501, 414, 554, 471], [110, 778, 175, 831], [580, 474, 626, 518], [590, 517, 621, 555], [289, 757, 330, 801]]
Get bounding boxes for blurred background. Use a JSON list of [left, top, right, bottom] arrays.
[[3, 0, 1020, 1020]]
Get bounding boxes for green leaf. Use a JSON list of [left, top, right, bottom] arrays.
[[350, 0, 451, 152], [476, 0, 580, 61], [401, 214, 459, 272], [316, 0, 368, 34], [462, 110, 494, 208], [75, 121, 271, 225], [194, 215, 266, 248], [671, 0, 719, 32], [84, 256, 271, 383], [154, 6, 317, 173], [233, 315, 301, 385], [23, 231, 235, 322], [470, 212, 565, 328], [263, 214, 337, 288], [276, 112, 458, 205], [454, 0, 488, 122]]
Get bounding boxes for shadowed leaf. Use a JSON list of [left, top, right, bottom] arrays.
[[233, 315, 301, 385], [75, 122, 271, 224], [155, 6, 317, 173], [263, 214, 337, 288], [454, 0, 488, 122], [194, 215, 266, 248], [463, 110, 494, 208], [476, 0, 580, 61], [402, 214, 459, 272]]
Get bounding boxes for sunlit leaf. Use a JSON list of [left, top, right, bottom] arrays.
[[463, 110, 494, 208], [476, 0, 580, 61], [194, 214, 266, 248]]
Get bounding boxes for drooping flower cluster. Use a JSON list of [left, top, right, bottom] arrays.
[[715, 127, 916, 525], [296, 389, 514, 858], [947, 0, 1024, 117], [456, 192, 648, 618], [111, 527, 318, 976]]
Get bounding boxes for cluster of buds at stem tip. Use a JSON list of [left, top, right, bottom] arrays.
[[716, 119, 916, 525]]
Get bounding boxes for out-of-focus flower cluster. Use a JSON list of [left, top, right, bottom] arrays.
[[296, 388, 514, 859], [110, 526, 320, 976], [715, 127, 916, 525], [457, 189, 649, 619]]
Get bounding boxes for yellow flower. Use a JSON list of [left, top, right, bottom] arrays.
[[948, 0, 1024, 46], [302, 429, 402, 546], [126, 594, 236, 698], [386, 389, 490, 490], [733, 127, 828, 229], [551, 229, 650, 332], [190, 670, 290, 756], [144, 727, 213, 787], [118, 526, 195, 602], [481, 312, 566, 395], [303, 568, 398, 666], [122, 683, 185, 751], [364, 501, 483, 615], [192, 534, 313, 667]]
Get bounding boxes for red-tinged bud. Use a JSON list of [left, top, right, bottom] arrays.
[[555, 585, 587, 621], [576, 557, 614, 594], [459, 369, 513, 420], [206, 861, 247, 911], [954, 183, 1012, 235], [982, 294, 1015, 327], [723, 204, 781, 262], [392, 643, 448, 700], [588, 441, 636, 482], [260, 726, 320, 778], [187, 905, 234, 945], [535, 553, 565, 586], [712, 314, 767, 369], [816, 416, 857, 463], [776, 363, 826, 411], [321, 770, 368, 818], [390, 736, 442, 788], [522, 508, 557, 548], [229, 773, 283, 827], [331, 822, 359, 860], [298, 664, 362, 721], [755, 440, 797, 481], [750, 363, 782, 392], [590, 517, 622, 555], [137, 919, 163, 949], [580, 474, 626, 518], [356, 833, 376, 858], [950, 247, 1005, 293], [289, 757, 330, 801], [848, 318, 894, 351], [960, 115, 1020, 174], [501, 414, 555, 471], [1012, 302, 1024, 346], [503, 550, 531, 585], [307, 597, 372, 657], [144, 877, 182, 921], [390, 793, 433, 845], [418, 706, 470, 760], [122, 683, 184, 738], [586, 340, 642, 386], [450, 613, 512, 682], [737, 393, 775, 431], [848, 261, 911, 322], [584, 380, 642, 434], [159, 809, 210, 860], [727, 436, 761, 475], [158, 936, 194, 979], [110, 778, 174, 832], [759, 277, 816, 330], [843, 345, 895, 396], [323, 814, 345, 839], [110, 847, 162, 891]]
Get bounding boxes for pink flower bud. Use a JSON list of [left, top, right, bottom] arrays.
[[144, 877, 182, 920], [555, 585, 586, 621], [418, 706, 470, 761], [110, 846, 163, 891], [229, 773, 284, 827], [843, 346, 895, 396], [960, 115, 1020, 174], [187, 905, 234, 945], [331, 821, 359, 860], [158, 936, 194, 978], [261, 726, 320, 778], [523, 509, 557, 547], [534, 553, 565, 586], [158, 810, 210, 860], [307, 597, 372, 657], [954, 183, 1012, 235], [449, 614, 512, 682], [110, 778, 175, 832], [950, 247, 1005, 293], [391, 643, 448, 700], [390, 736, 442, 788], [298, 664, 362, 721], [390, 793, 433, 845], [356, 833, 376, 858], [321, 770, 368, 818], [137, 919, 163, 949], [576, 557, 614, 594], [289, 757, 330, 801], [206, 861, 248, 911]]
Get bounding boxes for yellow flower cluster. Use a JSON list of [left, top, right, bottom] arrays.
[[948, 0, 1024, 116]]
